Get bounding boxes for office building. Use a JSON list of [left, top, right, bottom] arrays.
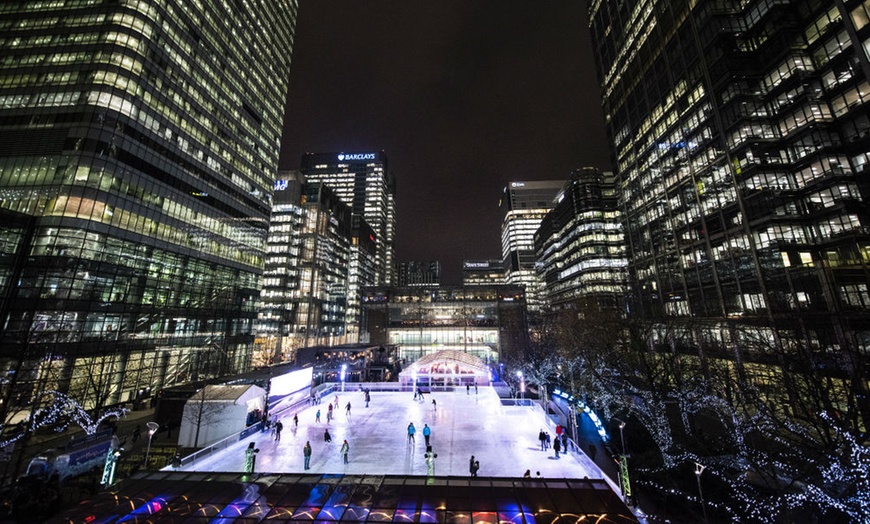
[[462, 259, 505, 287], [587, 0, 870, 421], [0, 0, 298, 413], [397, 260, 441, 287], [500, 180, 565, 313], [536, 168, 628, 310], [259, 173, 376, 360], [300, 152, 396, 286], [360, 285, 528, 365]]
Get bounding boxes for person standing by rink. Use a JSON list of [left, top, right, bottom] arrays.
[[245, 442, 260, 474], [423, 424, 431, 447], [469, 456, 479, 477], [424, 446, 437, 476], [407, 422, 416, 444], [340, 439, 350, 464], [303, 441, 312, 470]]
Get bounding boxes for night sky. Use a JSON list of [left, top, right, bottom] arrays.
[[278, 2, 612, 284]]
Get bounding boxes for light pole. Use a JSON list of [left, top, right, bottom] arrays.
[[144, 421, 160, 468], [340, 363, 347, 392], [695, 462, 709, 524], [614, 419, 632, 506], [517, 371, 524, 403]]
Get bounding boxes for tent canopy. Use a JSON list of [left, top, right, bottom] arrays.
[[399, 350, 490, 386]]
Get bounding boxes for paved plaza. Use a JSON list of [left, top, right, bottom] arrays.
[[176, 386, 617, 489]]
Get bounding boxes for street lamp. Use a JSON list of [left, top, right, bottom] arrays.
[[517, 371, 524, 403], [340, 363, 347, 392], [614, 419, 632, 506], [695, 462, 709, 524], [144, 421, 160, 468]]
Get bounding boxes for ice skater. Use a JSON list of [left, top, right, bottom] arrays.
[[423, 424, 431, 447], [316, 409, 321, 423], [324, 428, 332, 443], [303, 441, 312, 470], [431, 398, 437, 411], [274, 420, 283, 441], [345, 401, 352, 417], [340, 439, 349, 464], [554, 436, 561, 458], [365, 390, 370, 407], [538, 429, 546, 451], [293, 413, 298, 428], [407, 422, 416, 444]]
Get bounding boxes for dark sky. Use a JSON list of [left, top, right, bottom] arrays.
[[278, 1, 612, 284]]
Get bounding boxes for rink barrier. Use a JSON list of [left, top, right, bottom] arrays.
[[166, 382, 564, 471]]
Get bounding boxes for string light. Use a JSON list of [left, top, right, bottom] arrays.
[[1, 390, 128, 449]]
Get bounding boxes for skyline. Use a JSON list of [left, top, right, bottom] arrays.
[[279, 2, 612, 284]]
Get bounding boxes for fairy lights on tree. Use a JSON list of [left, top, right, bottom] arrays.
[[0, 390, 128, 449]]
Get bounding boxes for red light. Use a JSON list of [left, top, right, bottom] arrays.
[[84, 516, 96, 523], [369, 234, 375, 241]]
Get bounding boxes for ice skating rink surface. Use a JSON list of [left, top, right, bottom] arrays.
[[178, 387, 611, 483]]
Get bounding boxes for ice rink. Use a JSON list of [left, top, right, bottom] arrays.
[[176, 386, 616, 487]]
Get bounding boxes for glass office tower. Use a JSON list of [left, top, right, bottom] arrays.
[[0, 0, 297, 413], [587, 0, 870, 423], [300, 152, 396, 287], [536, 168, 628, 310], [500, 180, 565, 312]]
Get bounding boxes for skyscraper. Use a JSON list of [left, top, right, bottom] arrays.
[[258, 171, 377, 362], [588, 0, 870, 422], [500, 180, 565, 312], [300, 151, 396, 286], [0, 1, 297, 414], [536, 168, 628, 310]]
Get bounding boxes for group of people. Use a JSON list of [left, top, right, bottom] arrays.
[[538, 425, 570, 458]]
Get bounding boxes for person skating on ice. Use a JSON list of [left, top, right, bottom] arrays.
[[407, 422, 416, 444], [303, 441, 312, 470], [340, 439, 350, 464]]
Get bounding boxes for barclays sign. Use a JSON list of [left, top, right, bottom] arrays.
[[338, 153, 377, 161]]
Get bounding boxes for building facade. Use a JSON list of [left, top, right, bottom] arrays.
[[0, 0, 297, 413], [300, 152, 396, 286], [536, 168, 628, 310], [359, 285, 528, 366], [587, 0, 870, 422], [397, 260, 441, 287], [259, 175, 369, 361], [500, 180, 565, 313], [462, 259, 505, 287]]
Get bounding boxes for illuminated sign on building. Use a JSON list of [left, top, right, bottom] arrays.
[[274, 180, 288, 191], [338, 153, 376, 161], [510, 182, 525, 187], [464, 262, 494, 269]]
